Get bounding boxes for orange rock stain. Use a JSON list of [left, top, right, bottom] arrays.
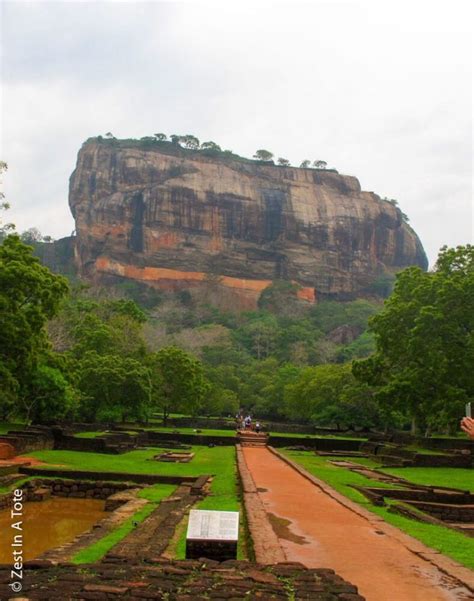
[[94, 257, 316, 306]]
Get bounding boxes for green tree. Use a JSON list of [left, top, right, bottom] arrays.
[[23, 227, 44, 247], [200, 141, 222, 151], [147, 347, 208, 425], [76, 351, 151, 422], [258, 280, 301, 315], [353, 245, 474, 435], [284, 363, 352, 422], [277, 158, 290, 166], [65, 297, 147, 359], [253, 149, 274, 162], [181, 135, 200, 149], [233, 316, 279, 360], [313, 160, 327, 169], [282, 362, 378, 428], [23, 364, 76, 424], [154, 133, 167, 141], [299, 160, 311, 168], [0, 162, 15, 238], [0, 235, 69, 418]]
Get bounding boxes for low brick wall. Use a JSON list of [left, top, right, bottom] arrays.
[[407, 500, 474, 522], [54, 431, 140, 454], [236, 444, 285, 564], [413, 453, 472, 468], [419, 437, 474, 452], [0, 478, 137, 509], [145, 430, 236, 446], [55, 434, 110, 453], [269, 436, 362, 451], [18, 466, 202, 486], [0, 559, 366, 600], [26, 478, 136, 500], [358, 486, 473, 504], [0, 433, 54, 454]]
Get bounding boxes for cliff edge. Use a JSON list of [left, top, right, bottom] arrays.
[[69, 139, 427, 309]]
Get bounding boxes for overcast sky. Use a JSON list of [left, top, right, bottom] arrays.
[[1, 0, 472, 266]]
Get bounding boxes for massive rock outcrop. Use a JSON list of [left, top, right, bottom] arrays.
[[69, 139, 427, 309]]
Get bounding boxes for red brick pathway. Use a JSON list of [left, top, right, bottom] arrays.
[[243, 446, 473, 601]]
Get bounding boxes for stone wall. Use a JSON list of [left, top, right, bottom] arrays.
[[0, 432, 54, 454], [166, 417, 319, 434], [0, 478, 137, 509], [0, 558, 366, 600], [55, 434, 110, 453], [18, 465, 199, 485], [26, 478, 137, 500], [413, 453, 472, 468], [406, 500, 474, 523], [145, 430, 236, 446], [269, 436, 362, 451], [419, 437, 474, 452]]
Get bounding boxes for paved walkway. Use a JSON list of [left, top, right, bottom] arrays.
[[242, 447, 472, 601]]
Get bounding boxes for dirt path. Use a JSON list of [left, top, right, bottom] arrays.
[[242, 447, 471, 601]]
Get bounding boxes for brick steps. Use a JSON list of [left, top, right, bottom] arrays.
[[407, 500, 474, 522], [237, 431, 269, 448]]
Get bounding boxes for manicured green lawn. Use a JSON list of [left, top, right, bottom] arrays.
[[74, 431, 108, 438], [405, 444, 448, 456], [145, 426, 237, 437], [27, 446, 243, 561], [282, 450, 474, 569], [142, 425, 366, 441], [381, 466, 474, 492], [26, 446, 236, 498], [269, 431, 367, 441]]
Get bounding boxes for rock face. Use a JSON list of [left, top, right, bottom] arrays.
[[69, 139, 427, 309]]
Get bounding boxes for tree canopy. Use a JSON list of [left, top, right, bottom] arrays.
[[147, 346, 209, 424], [353, 245, 474, 434], [0, 235, 69, 420]]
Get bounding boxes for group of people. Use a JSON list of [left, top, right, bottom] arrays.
[[233, 411, 474, 439], [236, 412, 262, 433]]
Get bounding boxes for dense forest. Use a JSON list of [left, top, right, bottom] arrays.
[[1, 235, 473, 434], [1, 160, 473, 434]]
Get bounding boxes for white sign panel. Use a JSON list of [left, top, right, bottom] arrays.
[[187, 509, 239, 542]]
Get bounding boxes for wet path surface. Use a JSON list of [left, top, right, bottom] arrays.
[[243, 447, 471, 601]]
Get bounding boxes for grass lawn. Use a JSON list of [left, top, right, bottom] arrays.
[[282, 450, 474, 569], [405, 444, 448, 456], [74, 431, 108, 438], [139, 425, 366, 441], [144, 426, 237, 437], [268, 431, 367, 441], [381, 466, 474, 492], [26, 446, 243, 559]]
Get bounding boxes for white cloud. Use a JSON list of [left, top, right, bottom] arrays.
[[1, 0, 472, 264]]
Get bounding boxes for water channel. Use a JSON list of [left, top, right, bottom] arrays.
[[0, 497, 106, 562]]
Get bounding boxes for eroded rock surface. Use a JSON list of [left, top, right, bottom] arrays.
[[70, 140, 427, 309]]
